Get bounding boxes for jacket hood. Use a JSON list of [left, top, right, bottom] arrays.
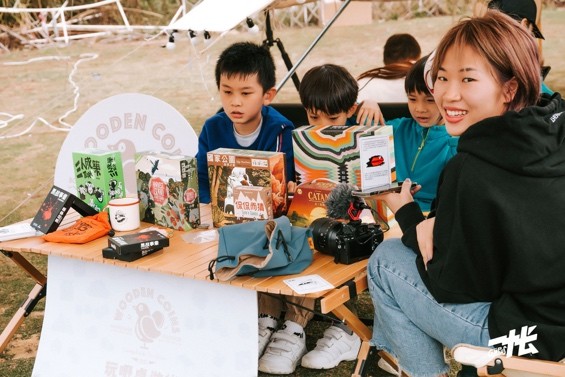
[[457, 93, 565, 177]]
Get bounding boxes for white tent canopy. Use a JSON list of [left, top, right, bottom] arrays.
[[169, 0, 275, 32], [169, 0, 317, 32], [168, 0, 350, 91]]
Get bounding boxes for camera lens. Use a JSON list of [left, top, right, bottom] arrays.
[[310, 218, 343, 255]]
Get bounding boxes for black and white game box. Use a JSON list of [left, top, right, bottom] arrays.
[[105, 230, 169, 262], [31, 185, 97, 234]]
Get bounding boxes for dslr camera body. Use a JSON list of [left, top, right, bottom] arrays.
[[310, 217, 383, 264]]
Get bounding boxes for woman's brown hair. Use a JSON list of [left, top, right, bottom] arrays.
[[430, 10, 541, 111]]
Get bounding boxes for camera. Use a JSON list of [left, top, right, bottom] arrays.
[[309, 218, 383, 264]]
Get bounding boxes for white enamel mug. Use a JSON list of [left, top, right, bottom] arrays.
[[107, 197, 141, 232]]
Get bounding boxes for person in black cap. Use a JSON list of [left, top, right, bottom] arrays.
[[487, 0, 554, 95], [488, 0, 544, 39]]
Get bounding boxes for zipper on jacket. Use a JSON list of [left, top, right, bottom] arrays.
[[410, 128, 430, 172]]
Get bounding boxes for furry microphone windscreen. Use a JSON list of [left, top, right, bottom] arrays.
[[325, 183, 356, 220]]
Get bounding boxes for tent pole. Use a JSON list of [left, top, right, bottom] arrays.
[[263, 11, 301, 91], [275, 0, 352, 92]]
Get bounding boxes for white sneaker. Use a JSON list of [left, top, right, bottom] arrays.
[[301, 324, 361, 369], [378, 357, 401, 376], [258, 315, 278, 357], [258, 320, 307, 374]]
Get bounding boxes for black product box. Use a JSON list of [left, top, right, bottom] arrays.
[[105, 230, 169, 262], [31, 185, 98, 234], [102, 246, 163, 262]]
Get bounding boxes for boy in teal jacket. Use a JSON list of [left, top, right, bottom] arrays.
[[386, 56, 458, 211]]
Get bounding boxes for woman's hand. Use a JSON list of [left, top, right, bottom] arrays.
[[416, 217, 435, 269], [356, 100, 385, 126], [374, 179, 420, 214]]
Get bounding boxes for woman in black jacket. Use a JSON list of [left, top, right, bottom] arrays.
[[367, 10, 565, 377]]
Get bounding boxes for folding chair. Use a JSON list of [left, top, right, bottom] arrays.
[[452, 344, 565, 377]]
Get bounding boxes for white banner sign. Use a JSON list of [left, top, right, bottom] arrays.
[[33, 256, 257, 377], [54, 93, 199, 196]]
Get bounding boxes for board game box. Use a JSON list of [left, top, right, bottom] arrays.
[[207, 148, 287, 227], [135, 151, 200, 231], [102, 246, 163, 262], [286, 179, 337, 227], [292, 125, 396, 190], [30, 185, 98, 234], [106, 230, 170, 261], [31, 186, 74, 234], [233, 186, 273, 223], [292, 125, 396, 224], [72, 149, 126, 212]]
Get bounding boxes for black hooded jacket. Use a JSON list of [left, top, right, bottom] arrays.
[[395, 93, 565, 361]]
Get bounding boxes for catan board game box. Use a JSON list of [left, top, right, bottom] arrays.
[[135, 151, 200, 231], [286, 179, 337, 227], [207, 148, 287, 227], [72, 149, 126, 212], [363, 196, 396, 226]]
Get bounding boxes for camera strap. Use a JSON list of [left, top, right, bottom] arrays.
[[343, 279, 358, 301]]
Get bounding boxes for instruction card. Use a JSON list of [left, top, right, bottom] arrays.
[[283, 274, 334, 294]]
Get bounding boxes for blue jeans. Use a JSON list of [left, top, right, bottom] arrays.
[[367, 238, 491, 377]]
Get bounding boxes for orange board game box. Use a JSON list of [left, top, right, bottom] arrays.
[[287, 179, 337, 227], [207, 148, 287, 227]]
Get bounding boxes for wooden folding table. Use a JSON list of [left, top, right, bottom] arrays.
[[0, 204, 402, 376]]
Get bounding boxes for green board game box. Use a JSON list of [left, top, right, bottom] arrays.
[[135, 151, 200, 231], [72, 149, 126, 212]]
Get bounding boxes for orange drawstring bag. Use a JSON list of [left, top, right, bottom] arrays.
[[43, 212, 111, 244]]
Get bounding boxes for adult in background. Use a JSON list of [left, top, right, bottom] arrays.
[[357, 33, 421, 104], [367, 9, 565, 377]]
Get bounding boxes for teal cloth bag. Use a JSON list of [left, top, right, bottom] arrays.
[[208, 216, 314, 281]]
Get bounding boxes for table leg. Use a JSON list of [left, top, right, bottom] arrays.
[[352, 344, 408, 377], [351, 341, 376, 377], [321, 274, 407, 377], [331, 302, 372, 341], [0, 251, 47, 354]]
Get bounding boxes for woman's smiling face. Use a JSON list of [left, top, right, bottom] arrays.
[[433, 44, 516, 136]]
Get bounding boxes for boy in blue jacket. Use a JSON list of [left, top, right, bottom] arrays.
[[196, 42, 295, 203]]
